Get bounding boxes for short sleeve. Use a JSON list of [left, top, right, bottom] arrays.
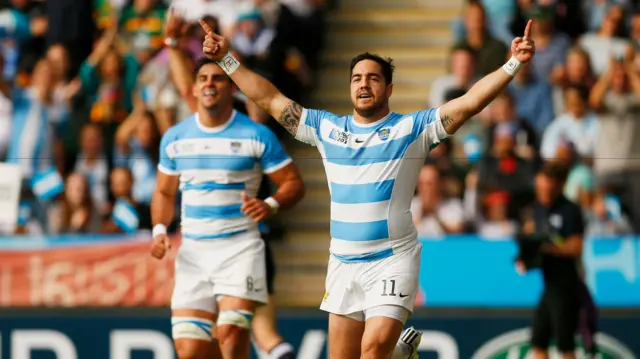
[[258, 127, 292, 174], [412, 107, 449, 150], [295, 108, 324, 146], [158, 131, 178, 176]]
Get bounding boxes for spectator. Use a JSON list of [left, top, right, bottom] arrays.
[[48, 172, 102, 234], [2, 0, 48, 86], [541, 86, 599, 160], [509, 62, 555, 135], [425, 139, 468, 199], [102, 167, 152, 233], [445, 88, 491, 159], [579, 4, 627, 76], [74, 123, 109, 215], [487, 91, 539, 160], [478, 190, 518, 239], [429, 45, 476, 108], [0, 1, 32, 82], [590, 51, 640, 232], [553, 139, 596, 211], [477, 122, 537, 214], [77, 23, 135, 155], [584, 0, 628, 34], [0, 53, 12, 159], [45, 0, 95, 76], [114, 108, 161, 206], [454, 1, 508, 77], [585, 192, 634, 236], [45, 44, 75, 138], [232, 9, 276, 71], [411, 164, 465, 238], [170, 0, 241, 38], [117, 0, 167, 65], [527, 5, 572, 84], [630, 9, 640, 71], [550, 46, 596, 114], [6, 58, 65, 181], [452, 0, 516, 46]]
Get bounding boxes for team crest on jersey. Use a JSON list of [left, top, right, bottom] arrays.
[[230, 141, 242, 153], [378, 128, 391, 141], [329, 129, 350, 144]]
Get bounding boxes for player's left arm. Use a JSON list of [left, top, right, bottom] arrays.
[[439, 21, 536, 135]]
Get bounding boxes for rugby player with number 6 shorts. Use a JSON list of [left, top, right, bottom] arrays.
[[198, 17, 536, 359], [150, 14, 305, 359]]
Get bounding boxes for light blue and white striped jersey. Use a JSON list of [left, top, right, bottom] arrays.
[[296, 108, 448, 262], [6, 88, 64, 180], [158, 110, 292, 240]]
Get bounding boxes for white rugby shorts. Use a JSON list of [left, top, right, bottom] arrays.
[[171, 231, 268, 313], [320, 242, 422, 320]]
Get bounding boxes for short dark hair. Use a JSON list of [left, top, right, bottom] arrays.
[[539, 162, 569, 183], [564, 84, 590, 102], [450, 43, 476, 57], [349, 52, 395, 84], [193, 57, 218, 78]]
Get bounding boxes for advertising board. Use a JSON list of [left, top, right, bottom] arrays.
[[0, 309, 637, 359], [417, 236, 640, 307], [0, 235, 638, 307]]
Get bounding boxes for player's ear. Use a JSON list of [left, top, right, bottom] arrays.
[[386, 83, 393, 99]]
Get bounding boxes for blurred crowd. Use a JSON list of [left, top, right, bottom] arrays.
[[0, 0, 327, 236], [413, 0, 640, 239], [3, 0, 639, 240]]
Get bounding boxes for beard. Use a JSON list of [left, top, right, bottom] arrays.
[[353, 99, 385, 118]]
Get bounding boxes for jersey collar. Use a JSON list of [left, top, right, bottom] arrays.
[[195, 110, 237, 133]]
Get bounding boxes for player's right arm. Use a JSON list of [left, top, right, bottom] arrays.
[[150, 131, 180, 259], [199, 20, 303, 136]]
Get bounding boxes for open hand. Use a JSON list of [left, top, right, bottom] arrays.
[[199, 19, 229, 61], [511, 20, 535, 63], [241, 192, 273, 222]]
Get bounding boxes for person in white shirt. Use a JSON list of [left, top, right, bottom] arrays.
[[411, 164, 466, 238], [429, 45, 476, 108], [541, 86, 599, 160], [579, 4, 627, 75]]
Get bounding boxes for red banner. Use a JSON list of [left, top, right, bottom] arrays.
[[0, 238, 182, 307]]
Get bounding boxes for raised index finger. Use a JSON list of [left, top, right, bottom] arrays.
[[199, 19, 213, 35], [523, 19, 532, 39]]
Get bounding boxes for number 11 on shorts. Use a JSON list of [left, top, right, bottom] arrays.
[[381, 279, 396, 296]]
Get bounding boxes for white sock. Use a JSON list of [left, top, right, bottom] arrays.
[[391, 340, 411, 359]]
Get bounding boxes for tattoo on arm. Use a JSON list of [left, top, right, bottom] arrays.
[[441, 114, 455, 130], [279, 101, 303, 135]]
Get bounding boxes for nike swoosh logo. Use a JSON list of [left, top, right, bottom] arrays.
[[399, 293, 409, 298], [355, 139, 364, 143]]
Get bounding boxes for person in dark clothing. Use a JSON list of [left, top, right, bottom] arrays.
[[517, 163, 593, 359], [44, 0, 95, 77]]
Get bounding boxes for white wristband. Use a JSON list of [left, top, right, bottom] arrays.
[[217, 52, 240, 76], [502, 56, 523, 77], [152, 224, 167, 238], [264, 197, 280, 214]]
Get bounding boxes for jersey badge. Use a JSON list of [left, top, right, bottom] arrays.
[[377, 128, 391, 141]]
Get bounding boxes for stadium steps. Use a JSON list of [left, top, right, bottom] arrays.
[[272, 0, 463, 307]]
